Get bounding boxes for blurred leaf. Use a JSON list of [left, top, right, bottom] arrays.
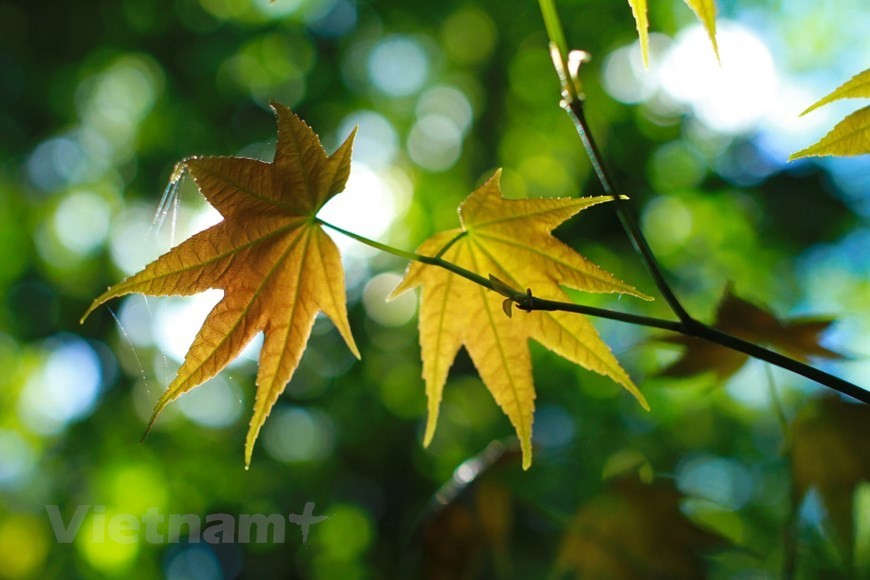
[[789, 106, 870, 160], [682, 0, 719, 61], [659, 284, 844, 381], [791, 67, 870, 159], [391, 171, 649, 469], [626, 0, 718, 66], [556, 476, 722, 578], [626, 0, 650, 68], [418, 441, 521, 580], [82, 103, 360, 466], [791, 397, 870, 560], [800, 67, 870, 116]]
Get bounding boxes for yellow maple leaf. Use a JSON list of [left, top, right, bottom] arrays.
[[390, 171, 650, 469], [82, 102, 360, 467], [627, 0, 718, 67]]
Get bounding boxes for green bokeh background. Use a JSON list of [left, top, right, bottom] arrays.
[[1, 0, 868, 577]]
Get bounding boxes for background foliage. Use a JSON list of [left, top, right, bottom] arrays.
[[1, 0, 868, 577]]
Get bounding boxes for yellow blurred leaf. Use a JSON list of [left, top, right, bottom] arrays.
[[626, 0, 650, 68], [82, 103, 359, 467], [791, 68, 870, 159], [626, 0, 718, 66], [659, 285, 844, 381], [800, 67, 870, 116], [391, 172, 649, 469], [789, 106, 870, 160], [557, 477, 722, 578], [791, 397, 870, 560], [682, 0, 719, 61]]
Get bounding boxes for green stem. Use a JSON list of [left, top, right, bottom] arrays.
[[316, 218, 493, 290], [538, 0, 578, 102], [317, 217, 869, 405]]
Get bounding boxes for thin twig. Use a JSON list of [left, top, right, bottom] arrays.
[[316, 217, 869, 405], [563, 99, 694, 325]]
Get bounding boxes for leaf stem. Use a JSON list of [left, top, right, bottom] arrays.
[[315, 218, 494, 290]]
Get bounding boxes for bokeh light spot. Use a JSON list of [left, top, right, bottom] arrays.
[[76, 507, 139, 574], [262, 406, 335, 463], [658, 23, 778, 133], [318, 163, 409, 257], [677, 454, 753, 510], [408, 115, 463, 172], [165, 544, 223, 580], [177, 376, 243, 429], [416, 85, 474, 135], [18, 336, 103, 435], [641, 195, 693, 255], [441, 6, 497, 65], [367, 36, 428, 97], [317, 503, 372, 559], [338, 111, 398, 169], [0, 514, 48, 579], [0, 430, 36, 488], [52, 190, 112, 256], [363, 272, 416, 327]]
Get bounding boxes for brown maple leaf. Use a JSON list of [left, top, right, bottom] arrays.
[[659, 284, 845, 381], [557, 476, 723, 579], [791, 396, 870, 561], [82, 103, 359, 466]]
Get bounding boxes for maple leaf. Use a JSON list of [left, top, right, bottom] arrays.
[[82, 103, 360, 466], [390, 172, 650, 469], [658, 284, 845, 381], [556, 476, 723, 578], [418, 441, 521, 578], [790, 67, 870, 160], [791, 396, 870, 561], [627, 0, 718, 67]]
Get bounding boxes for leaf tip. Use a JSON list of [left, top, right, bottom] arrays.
[[520, 439, 532, 471], [244, 431, 258, 469], [638, 394, 651, 412], [80, 293, 110, 324]]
